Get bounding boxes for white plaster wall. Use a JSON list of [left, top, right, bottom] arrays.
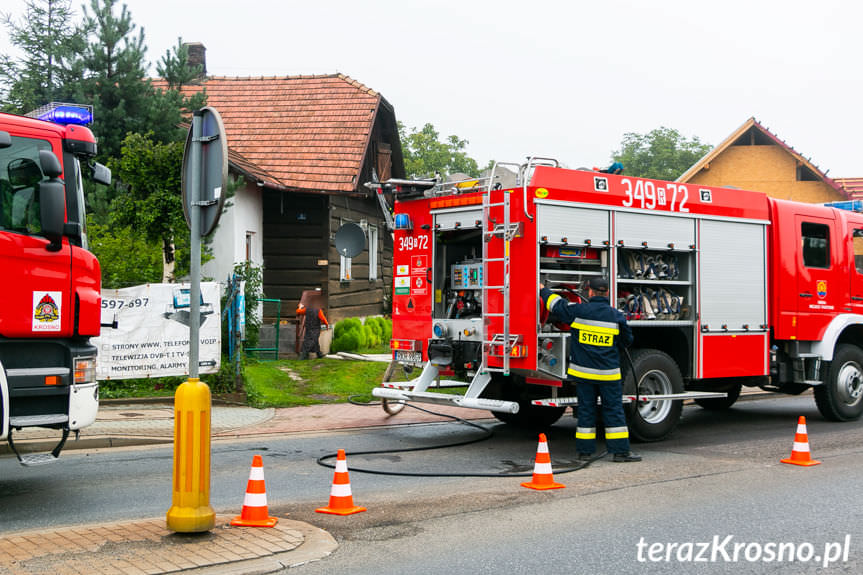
[[203, 182, 263, 284]]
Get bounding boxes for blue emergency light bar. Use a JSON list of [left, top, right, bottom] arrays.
[[394, 213, 412, 230], [27, 103, 93, 126]]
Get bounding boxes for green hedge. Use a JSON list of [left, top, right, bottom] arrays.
[[332, 316, 392, 353]]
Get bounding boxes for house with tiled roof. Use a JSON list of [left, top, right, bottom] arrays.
[[678, 117, 848, 204], [154, 47, 404, 336], [835, 178, 863, 201]]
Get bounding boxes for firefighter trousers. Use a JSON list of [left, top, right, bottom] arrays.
[[574, 380, 631, 455]]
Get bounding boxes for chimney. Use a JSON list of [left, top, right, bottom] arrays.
[[185, 42, 207, 79]]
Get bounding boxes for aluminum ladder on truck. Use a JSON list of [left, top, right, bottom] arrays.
[[481, 185, 520, 377]]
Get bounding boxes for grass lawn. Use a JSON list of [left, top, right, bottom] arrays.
[[243, 357, 393, 408]]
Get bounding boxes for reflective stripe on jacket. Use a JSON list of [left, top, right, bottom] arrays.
[[540, 287, 632, 382]]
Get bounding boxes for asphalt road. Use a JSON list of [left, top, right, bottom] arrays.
[[1, 394, 861, 574]]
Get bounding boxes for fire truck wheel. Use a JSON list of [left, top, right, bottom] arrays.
[[623, 349, 684, 442], [694, 382, 742, 410], [814, 344, 863, 421], [380, 361, 412, 416]]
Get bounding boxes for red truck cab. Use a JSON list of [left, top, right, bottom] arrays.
[[0, 105, 110, 465]]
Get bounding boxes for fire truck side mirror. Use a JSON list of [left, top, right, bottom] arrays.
[[39, 179, 64, 251], [91, 162, 111, 186], [39, 149, 62, 178], [37, 151, 65, 251], [0, 131, 10, 149]]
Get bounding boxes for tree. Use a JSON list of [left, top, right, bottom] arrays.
[[108, 132, 187, 282], [399, 122, 482, 179], [0, 0, 87, 113], [612, 127, 712, 181], [77, 0, 155, 160]]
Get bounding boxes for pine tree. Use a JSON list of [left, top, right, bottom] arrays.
[[0, 0, 87, 113]]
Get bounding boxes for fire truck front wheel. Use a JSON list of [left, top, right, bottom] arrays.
[[814, 344, 863, 421], [623, 349, 684, 442]]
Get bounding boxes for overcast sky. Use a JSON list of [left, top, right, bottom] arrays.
[[2, 0, 861, 176]]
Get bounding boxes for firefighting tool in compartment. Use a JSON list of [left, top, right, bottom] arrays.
[[368, 155, 863, 445], [780, 416, 821, 467], [231, 454, 279, 527]]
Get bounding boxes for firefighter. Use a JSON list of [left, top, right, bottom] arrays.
[[540, 277, 641, 462], [296, 302, 329, 359]]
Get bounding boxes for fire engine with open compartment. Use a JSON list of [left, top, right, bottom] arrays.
[[368, 158, 863, 441]]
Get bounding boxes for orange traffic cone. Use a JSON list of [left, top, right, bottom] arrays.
[[230, 455, 279, 527], [316, 449, 367, 515], [521, 433, 565, 490], [781, 416, 821, 467]]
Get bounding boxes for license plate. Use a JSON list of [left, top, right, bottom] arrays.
[[394, 350, 422, 365]]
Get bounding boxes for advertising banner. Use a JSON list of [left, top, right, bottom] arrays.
[[93, 283, 221, 380]]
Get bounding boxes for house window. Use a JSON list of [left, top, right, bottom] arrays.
[[368, 224, 378, 281], [245, 231, 255, 262], [801, 222, 830, 269], [339, 218, 352, 281]]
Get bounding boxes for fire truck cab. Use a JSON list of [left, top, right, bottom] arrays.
[[0, 104, 110, 465], [371, 159, 863, 441]]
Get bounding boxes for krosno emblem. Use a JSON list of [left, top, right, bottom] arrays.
[[816, 280, 827, 299], [34, 293, 59, 323]]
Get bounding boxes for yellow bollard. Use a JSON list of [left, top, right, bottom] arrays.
[[166, 377, 215, 532]]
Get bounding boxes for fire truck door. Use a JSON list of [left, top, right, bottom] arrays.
[[795, 215, 840, 340], [848, 223, 863, 315]]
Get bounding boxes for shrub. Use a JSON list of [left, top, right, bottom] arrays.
[[331, 316, 393, 353]]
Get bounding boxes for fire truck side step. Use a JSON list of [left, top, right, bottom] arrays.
[[7, 426, 70, 466], [381, 380, 468, 390], [372, 387, 519, 413], [531, 391, 728, 407], [9, 414, 69, 428]]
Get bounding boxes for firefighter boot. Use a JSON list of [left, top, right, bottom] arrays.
[[612, 452, 642, 462]]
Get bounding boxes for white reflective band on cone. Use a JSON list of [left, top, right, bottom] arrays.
[[537, 442, 549, 454], [797, 424, 808, 434], [793, 442, 810, 452], [249, 467, 265, 480], [243, 492, 268, 507], [533, 462, 553, 474], [330, 483, 353, 497], [335, 460, 348, 473]]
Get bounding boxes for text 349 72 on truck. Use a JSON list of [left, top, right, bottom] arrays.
[[0, 104, 111, 465], [369, 158, 863, 441]]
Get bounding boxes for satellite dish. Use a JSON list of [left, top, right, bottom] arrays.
[[335, 222, 365, 258]]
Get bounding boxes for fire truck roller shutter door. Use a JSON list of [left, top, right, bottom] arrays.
[[536, 204, 609, 246]]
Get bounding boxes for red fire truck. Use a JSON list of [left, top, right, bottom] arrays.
[[0, 104, 110, 465], [370, 159, 863, 441]]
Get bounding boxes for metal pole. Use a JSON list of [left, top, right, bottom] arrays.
[[166, 110, 214, 533], [189, 111, 202, 379]]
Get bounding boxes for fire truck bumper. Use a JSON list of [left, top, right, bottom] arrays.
[[372, 387, 519, 413]]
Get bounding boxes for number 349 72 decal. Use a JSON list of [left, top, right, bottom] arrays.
[[398, 234, 429, 251], [621, 178, 690, 213]]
